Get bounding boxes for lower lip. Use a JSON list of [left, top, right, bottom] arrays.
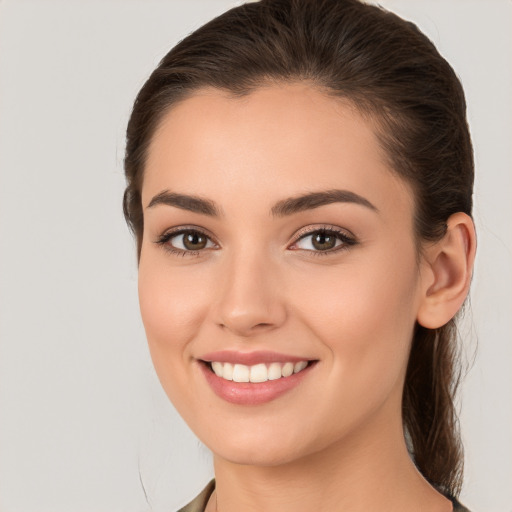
[[199, 362, 315, 405]]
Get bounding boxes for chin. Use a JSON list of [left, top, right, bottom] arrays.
[[212, 442, 305, 467], [198, 422, 326, 468]]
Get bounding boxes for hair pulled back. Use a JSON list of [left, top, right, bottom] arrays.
[[123, 0, 473, 497]]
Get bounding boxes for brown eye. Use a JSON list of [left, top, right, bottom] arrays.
[[182, 231, 208, 250], [311, 232, 337, 251], [292, 228, 356, 255], [156, 228, 216, 255]]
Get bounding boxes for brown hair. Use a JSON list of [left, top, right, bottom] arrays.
[[123, 0, 473, 497]]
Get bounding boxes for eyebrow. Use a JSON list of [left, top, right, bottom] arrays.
[[146, 189, 378, 217], [147, 190, 220, 216], [271, 189, 378, 216]]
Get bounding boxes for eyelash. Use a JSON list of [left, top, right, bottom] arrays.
[[293, 225, 357, 256], [154, 224, 357, 258], [155, 227, 216, 258]]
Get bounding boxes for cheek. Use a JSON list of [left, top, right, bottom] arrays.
[[137, 254, 210, 373], [285, 259, 420, 442], [294, 248, 420, 383]]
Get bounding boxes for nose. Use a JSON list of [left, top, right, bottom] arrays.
[[213, 249, 287, 337]]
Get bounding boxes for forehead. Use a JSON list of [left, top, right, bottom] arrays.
[[142, 83, 413, 221]]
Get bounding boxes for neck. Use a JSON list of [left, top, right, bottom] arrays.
[[211, 409, 452, 512]]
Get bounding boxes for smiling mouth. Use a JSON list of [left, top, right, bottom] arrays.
[[204, 360, 314, 383]]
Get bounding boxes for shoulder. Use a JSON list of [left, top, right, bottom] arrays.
[[177, 480, 216, 512]]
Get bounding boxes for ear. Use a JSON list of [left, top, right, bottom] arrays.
[[417, 212, 477, 329]]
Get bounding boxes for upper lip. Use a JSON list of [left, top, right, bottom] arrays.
[[199, 350, 315, 366]]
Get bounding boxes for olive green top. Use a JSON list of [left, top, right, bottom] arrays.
[[178, 480, 216, 512], [177, 480, 471, 512]]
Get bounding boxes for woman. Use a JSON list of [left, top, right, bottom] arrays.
[[123, 0, 476, 510]]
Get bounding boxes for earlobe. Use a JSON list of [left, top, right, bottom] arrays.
[[417, 212, 476, 329]]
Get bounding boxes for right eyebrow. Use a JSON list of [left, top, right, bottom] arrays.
[[146, 190, 222, 217]]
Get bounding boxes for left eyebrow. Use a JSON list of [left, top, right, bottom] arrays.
[[271, 189, 378, 217]]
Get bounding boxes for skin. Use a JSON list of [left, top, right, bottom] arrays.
[[138, 83, 475, 511]]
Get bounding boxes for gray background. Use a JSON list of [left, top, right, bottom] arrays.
[[0, 1, 510, 511]]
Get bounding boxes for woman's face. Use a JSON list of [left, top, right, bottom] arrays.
[[138, 84, 427, 466]]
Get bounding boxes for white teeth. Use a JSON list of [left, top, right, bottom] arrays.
[[209, 360, 310, 382], [249, 363, 268, 383], [294, 361, 308, 373], [268, 362, 282, 380], [281, 362, 294, 377], [211, 361, 223, 377], [232, 364, 250, 382], [223, 362, 234, 381]]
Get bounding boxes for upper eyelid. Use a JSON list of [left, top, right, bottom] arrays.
[[293, 224, 355, 240], [159, 225, 218, 242]]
